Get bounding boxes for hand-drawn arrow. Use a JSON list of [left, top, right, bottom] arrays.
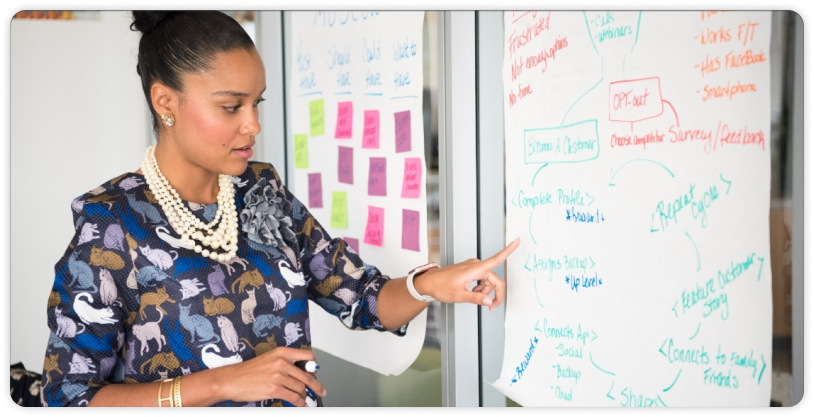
[[663, 369, 682, 392], [586, 192, 595, 207], [591, 330, 598, 341], [590, 352, 616, 376], [758, 355, 766, 384], [525, 253, 533, 272], [590, 257, 596, 269], [532, 163, 548, 188], [609, 159, 675, 187], [686, 231, 700, 272], [534, 276, 545, 308], [561, 54, 604, 125], [528, 212, 537, 245], [672, 301, 678, 318], [689, 323, 701, 340], [757, 256, 765, 281]]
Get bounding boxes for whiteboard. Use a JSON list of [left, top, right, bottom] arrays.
[[289, 11, 429, 376], [494, 11, 773, 406]]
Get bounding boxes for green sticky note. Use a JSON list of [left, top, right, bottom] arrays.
[[294, 134, 309, 169], [331, 191, 348, 229], [310, 99, 325, 136]]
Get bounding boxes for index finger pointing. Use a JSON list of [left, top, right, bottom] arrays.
[[481, 237, 521, 270]]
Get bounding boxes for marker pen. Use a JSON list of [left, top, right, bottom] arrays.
[[295, 360, 320, 373]]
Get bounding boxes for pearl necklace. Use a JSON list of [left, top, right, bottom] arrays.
[[140, 146, 239, 262]]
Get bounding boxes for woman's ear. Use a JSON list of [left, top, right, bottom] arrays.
[[150, 82, 177, 117]]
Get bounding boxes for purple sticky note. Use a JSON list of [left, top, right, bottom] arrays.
[[308, 173, 323, 208], [338, 146, 354, 184], [335, 101, 353, 139], [402, 209, 420, 252], [394, 110, 411, 153], [362, 110, 380, 149], [363, 206, 385, 247], [401, 157, 422, 198], [368, 157, 387, 196], [344, 237, 359, 254]]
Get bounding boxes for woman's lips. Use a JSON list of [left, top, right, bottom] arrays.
[[233, 147, 253, 159]]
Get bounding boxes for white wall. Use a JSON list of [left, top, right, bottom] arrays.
[[10, 11, 149, 371]]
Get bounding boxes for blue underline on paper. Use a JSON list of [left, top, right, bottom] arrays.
[[297, 91, 323, 98], [391, 95, 418, 100]]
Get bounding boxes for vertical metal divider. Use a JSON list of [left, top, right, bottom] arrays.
[[439, 10, 480, 407], [475, 10, 508, 407], [255, 11, 288, 183]]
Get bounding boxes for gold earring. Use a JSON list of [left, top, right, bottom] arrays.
[[160, 114, 176, 127]]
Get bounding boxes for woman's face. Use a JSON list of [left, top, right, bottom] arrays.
[[170, 48, 266, 177]]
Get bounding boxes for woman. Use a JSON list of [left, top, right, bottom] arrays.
[[41, 11, 519, 407]]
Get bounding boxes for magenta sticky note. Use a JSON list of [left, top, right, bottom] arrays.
[[338, 146, 354, 184], [308, 173, 323, 208], [363, 206, 385, 247], [344, 237, 359, 254], [362, 110, 380, 149], [402, 209, 420, 252], [368, 157, 387, 196], [335, 101, 353, 139], [401, 157, 422, 198], [394, 110, 411, 153]]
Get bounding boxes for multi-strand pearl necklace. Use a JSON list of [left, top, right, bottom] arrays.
[[140, 146, 239, 262]]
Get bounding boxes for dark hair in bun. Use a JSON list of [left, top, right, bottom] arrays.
[[130, 11, 171, 33], [130, 11, 256, 132]]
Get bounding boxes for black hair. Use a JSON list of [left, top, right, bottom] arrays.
[[130, 11, 256, 132]]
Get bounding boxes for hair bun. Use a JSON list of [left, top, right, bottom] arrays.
[[130, 11, 172, 33]]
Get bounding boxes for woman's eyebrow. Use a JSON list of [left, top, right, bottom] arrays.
[[211, 90, 250, 97], [211, 87, 267, 98]]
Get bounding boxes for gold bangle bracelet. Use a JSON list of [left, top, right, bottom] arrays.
[[158, 378, 174, 408], [172, 376, 183, 407]]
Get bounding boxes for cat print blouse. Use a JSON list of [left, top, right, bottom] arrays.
[[41, 162, 406, 407]]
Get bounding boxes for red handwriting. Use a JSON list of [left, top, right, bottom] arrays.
[[700, 80, 757, 102], [507, 11, 551, 59]]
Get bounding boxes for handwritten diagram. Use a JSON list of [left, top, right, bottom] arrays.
[[495, 11, 772, 406]]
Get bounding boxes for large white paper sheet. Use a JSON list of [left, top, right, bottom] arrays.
[[495, 11, 773, 406], [289, 11, 428, 376]]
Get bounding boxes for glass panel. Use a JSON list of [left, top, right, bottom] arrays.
[[314, 11, 443, 407]]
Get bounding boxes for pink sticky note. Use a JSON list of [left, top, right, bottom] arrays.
[[308, 173, 323, 208], [344, 237, 359, 254], [402, 209, 420, 252], [335, 101, 353, 139], [363, 206, 385, 247], [368, 157, 387, 196], [338, 146, 354, 184], [401, 157, 422, 198], [362, 110, 380, 149], [394, 110, 411, 153]]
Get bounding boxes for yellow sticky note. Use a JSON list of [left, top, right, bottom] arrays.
[[294, 134, 308, 169], [331, 191, 348, 229], [310, 99, 325, 136]]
